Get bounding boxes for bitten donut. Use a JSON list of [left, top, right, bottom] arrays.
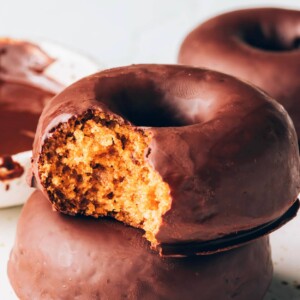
[[8, 190, 273, 300], [178, 8, 300, 134], [0, 39, 62, 207], [31, 64, 300, 256]]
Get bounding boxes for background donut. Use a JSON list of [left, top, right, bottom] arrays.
[[178, 8, 300, 135], [0, 38, 100, 209]]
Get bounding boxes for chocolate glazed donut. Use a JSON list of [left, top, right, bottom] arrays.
[[8, 191, 273, 300], [31, 64, 300, 256], [178, 8, 300, 135], [0, 39, 62, 177]]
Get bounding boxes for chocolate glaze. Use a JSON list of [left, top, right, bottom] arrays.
[[0, 82, 54, 156], [0, 39, 63, 93], [8, 190, 273, 300], [160, 199, 299, 256], [31, 65, 300, 254], [178, 8, 300, 135], [0, 39, 63, 159], [0, 156, 24, 180]]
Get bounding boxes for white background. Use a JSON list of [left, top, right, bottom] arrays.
[[0, 0, 299, 68], [1, 1, 300, 299]]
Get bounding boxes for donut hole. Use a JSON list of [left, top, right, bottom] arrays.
[[38, 109, 171, 246], [242, 25, 300, 51], [94, 76, 192, 127], [107, 95, 186, 127], [293, 37, 300, 49]]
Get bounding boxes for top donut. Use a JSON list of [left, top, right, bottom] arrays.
[[31, 64, 300, 256], [178, 8, 300, 135]]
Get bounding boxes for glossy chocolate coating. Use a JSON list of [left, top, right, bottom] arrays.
[[8, 191, 273, 300], [0, 156, 24, 180], [178, 8, 300, 135], [160, 199, 299, 256], [31, 64, 300, 252], [0, 39, 62, 157]]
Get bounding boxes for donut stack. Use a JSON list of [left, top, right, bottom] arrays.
[[8, 63, 300, 299]]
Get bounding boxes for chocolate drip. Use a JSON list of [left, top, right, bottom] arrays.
[[0, 156, 24, 180]]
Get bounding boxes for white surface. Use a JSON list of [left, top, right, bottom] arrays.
[[1, 0, 300, 299], [0, 206, 20, 300], [265, 215, 300, 300], [0, 152, 33, 209], [0, 39, 100, 209]]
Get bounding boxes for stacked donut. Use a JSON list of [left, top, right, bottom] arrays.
[[6, 8, 300, 300], [8, 63, 300, 299]]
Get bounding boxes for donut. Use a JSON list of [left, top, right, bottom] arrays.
[[0, 38, 99, 208], [0, 38, 61, 207], [178, 8, 300, 135], [0, 38, 61, 158], [31, 64, 300, 256], [8, 190, 273, 300]]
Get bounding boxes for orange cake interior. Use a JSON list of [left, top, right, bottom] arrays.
[[38, 110, 172, 245]]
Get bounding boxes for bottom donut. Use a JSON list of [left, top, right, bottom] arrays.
[[8, 191, 273, 300]]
